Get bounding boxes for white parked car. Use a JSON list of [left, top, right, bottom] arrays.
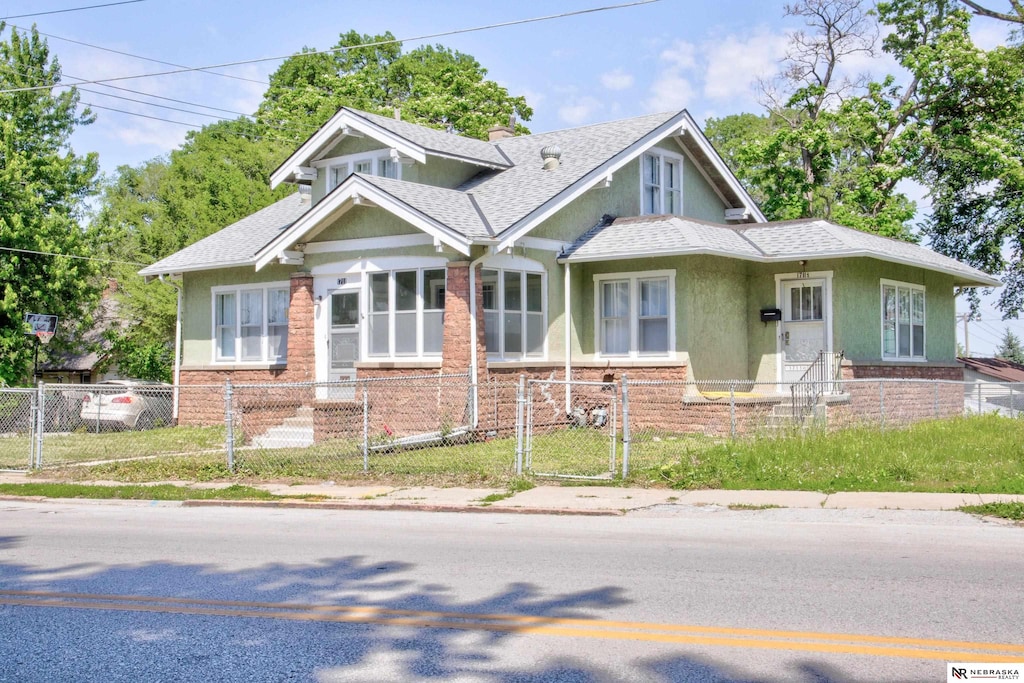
[[80, 380, 173, 431]]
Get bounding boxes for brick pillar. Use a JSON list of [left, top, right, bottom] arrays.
[[441, 262, 488, 382], [286, 272, 315, 382]]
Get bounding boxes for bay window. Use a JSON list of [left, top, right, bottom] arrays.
[[482, 269, 545, 359], [368, 268, 445, 357], [214, 283, 289, 362], [596, 272, 674, 357], [325, 150, 401, 191], [882, 280, 925, 360]]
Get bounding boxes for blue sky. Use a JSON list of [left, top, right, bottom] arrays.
[[8, 0, 1020, 354]]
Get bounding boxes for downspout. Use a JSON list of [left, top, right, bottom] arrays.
[[564, 261, 572, 413], [159, 274, 183, 421], [468, 251, 488, 428]]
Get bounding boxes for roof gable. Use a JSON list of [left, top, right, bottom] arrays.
[[270, 108, 511, 188]]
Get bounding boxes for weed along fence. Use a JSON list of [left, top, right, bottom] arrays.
[[1, 375, 1022, 478]]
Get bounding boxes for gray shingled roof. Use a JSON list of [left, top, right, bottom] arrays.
[[359, 175, 492, 239], [355, 110, 511, 168], [468, 112, 680, 233], [561, 216, 1000, 287], [139, 193, 309, 276]]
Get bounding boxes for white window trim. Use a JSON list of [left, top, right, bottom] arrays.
[[593, 270, 676, 359], [211, 281, 290, 364], [315, 149, 402, 191], [481, 256, 547, 361], [640, 149, 684, 216], [366, 266, 446, 359], [880, 278, 927, 362]]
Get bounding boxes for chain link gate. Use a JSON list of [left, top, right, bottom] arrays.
[[523, 379, 619, 479]]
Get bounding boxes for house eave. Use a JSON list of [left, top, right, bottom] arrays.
[[558, 247, 1000, 286]]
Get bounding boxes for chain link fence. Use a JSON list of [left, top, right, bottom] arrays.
[[4, 376, 1022, 478]]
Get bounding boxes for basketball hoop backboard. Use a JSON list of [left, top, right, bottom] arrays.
[[24, 313, 58, 336]]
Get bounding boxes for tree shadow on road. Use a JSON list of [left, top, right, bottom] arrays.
[[0, 552, 881, 682]]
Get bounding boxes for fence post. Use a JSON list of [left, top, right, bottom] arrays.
[[34, 381, 45, 469], [976, 383, 983, 414], [1011, 383, 1017, 418], [879, 381, 885, 429], [933, 382, 939, 419], [224, 378, 235, 473], [621, 375, 631, 479], [362, 382, 369, 473], [729, 381, 736, 440], [514, 374, 525, 475]]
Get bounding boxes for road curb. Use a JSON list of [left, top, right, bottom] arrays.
[[180, 499, 623, 516]]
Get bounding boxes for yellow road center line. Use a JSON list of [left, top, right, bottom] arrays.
[[2, 591, 1022, 662]]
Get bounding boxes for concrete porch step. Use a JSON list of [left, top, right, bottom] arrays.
[[252, 406, 314, 449]]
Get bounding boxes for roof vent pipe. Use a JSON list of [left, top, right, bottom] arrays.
[[541, 145, 561, 170]]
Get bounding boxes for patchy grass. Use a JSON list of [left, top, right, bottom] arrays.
[[0, 426, 226, 471], [0, 482, 309, 501], [728, 503, 783, 511], [960, 502, 1024, 521], [18, 414, 1024, 496], [642, 415, 1024, 493]]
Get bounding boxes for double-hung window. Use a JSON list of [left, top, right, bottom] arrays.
[[596, 272, 674, 357], [368, 268, 445, 357], [642, 151, 682, 215], [881, 280, 925, 360], [482, 269, 545, 359], [214, 284, 290, 362]]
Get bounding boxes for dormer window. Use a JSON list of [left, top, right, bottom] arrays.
[[641, 151, 682, 215], [323, 150, 402, 191]]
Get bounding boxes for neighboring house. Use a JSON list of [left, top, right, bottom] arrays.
[[139, 107, 999, 425], [959, 356, 1024, 415], [39, 285, 122, 385]]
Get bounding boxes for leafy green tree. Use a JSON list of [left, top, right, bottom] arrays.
[[257, 30, 533, 140], [708, 1, 919, 239], [0, 23, 100, 385], [877, 0, 1024, 313], [996, 327, 1024, 364]]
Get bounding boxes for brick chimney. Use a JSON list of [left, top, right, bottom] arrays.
[[487, 124, 515, 142]]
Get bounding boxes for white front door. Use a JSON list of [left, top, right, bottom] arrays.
[[780, 279, 828, 384], [328, 291, 360, 395]]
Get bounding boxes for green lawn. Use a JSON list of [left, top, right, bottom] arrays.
[[0, 482, 318, 502], [19, 414, 1024, 494], [639, 414, 1024, 493], [0, 425, 226, 470]]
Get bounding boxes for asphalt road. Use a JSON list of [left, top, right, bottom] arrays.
[[0, 501, 1021, 682]]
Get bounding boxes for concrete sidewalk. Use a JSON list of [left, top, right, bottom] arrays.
[[2, 472, 1022, 515]]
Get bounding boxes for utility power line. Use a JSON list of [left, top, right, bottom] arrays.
[[1, 246, 146, 267], [0, 1, 660, 94], [2, 0, 145, 21], [9, 22, 266, 86]]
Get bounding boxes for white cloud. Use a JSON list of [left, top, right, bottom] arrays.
[[558, 96, 601, 126], [600, 68, 634, 91], [644, 72, 696, 112], [659, 40, 697, 71], [702, 30, 788, 103]]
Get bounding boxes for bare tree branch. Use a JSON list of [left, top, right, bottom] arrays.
[[958, 0, 1024, 24]]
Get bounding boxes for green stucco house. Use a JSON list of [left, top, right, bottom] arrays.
[[140, 107, 998, 423]]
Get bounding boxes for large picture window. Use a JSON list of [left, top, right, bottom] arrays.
[[595, 272, 674, 357], [482, 268, 545, 359], [641, 151, 682, 216], [881, 280, 925, 360], [368, 268, 445, 358], [214, 283, 290, 362]]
